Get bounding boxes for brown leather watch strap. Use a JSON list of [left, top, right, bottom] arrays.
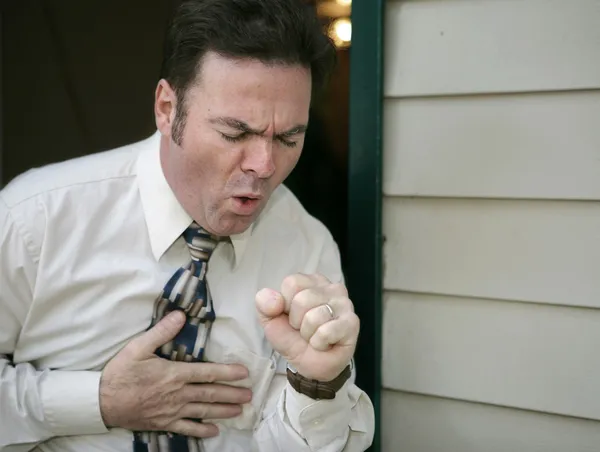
[[286, 364, 352, 400]]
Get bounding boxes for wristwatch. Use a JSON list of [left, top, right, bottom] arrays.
[[286, 363, 352, 400]]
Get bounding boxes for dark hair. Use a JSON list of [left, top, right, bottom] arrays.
[[161, 0, 337, 145]]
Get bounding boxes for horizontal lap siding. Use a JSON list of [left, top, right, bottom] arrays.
[[383, 92, 600, 200], [384, 0, 600, 97], [382, 292, 600, 420], [381, 390, 600, 452], [383, 198, 600, 309]]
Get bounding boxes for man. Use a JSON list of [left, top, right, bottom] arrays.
[[0, 0, 375, 451]]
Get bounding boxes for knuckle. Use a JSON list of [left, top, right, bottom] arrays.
[[306, 307, 322, 325], [203, 368, 217, 383], [293, 288, 315, 308], [314, 273, 331, 284], [314, 325, 330, 343], [203, 386, 218, 403], [282, 273, 313, 295], [281, 274, 300, 293], [329, 282, 349, 296], [302, 309, 320, 332]]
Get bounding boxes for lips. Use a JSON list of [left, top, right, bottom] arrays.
[[231, 194, 263, 216], [234, 193, 262, 201]]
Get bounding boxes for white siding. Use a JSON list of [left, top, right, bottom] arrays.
[[382, 391, 600, 452], [384, 0, 600, 97], [382, 292, 600, 420], [383, 198, 600, 308], [383, 92, 600, 200], [382, 0, 600, 450]]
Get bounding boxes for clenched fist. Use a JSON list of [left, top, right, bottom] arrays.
[[255, 273, 359, 382]]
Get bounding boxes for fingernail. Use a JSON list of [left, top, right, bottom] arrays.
[[245, 390, 253, 402]]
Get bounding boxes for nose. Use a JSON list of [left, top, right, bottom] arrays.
[[241, 138, 276, 179]]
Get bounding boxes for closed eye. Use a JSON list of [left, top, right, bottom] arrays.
[[221, 132, 297, 148], [220, 132, 248, 142], [278, 137, 297, 148]]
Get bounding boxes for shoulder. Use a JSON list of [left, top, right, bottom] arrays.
[[0, 137, 150, 258], [0, 140, 143, 209]]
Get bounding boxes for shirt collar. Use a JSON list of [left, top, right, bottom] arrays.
[[135, 131, 252, 264]]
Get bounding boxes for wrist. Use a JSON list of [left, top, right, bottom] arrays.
[[286, 362, 352, 400], [99, 370, 118, 428]]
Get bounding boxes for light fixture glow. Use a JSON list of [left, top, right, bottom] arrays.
[[329, 17, 352, 48], [336, 0, 352, 6]]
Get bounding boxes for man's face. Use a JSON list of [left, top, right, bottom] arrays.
[[156, 52, 312, 236]]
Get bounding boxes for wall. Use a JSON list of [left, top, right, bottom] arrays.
[[2, 0, 172, 184], [381, 1, 600, 450]]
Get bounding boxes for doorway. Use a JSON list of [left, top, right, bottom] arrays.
[[1, 1, 383, 449]]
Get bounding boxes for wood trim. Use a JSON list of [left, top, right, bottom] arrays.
[[347, 0, 384, 450]]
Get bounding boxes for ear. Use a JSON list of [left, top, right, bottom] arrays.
[[154, 79, 178, 137]]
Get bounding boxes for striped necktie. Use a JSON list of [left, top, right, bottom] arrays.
[[133, 222, 219, 452]]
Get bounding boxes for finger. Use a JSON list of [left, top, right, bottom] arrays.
[[179, 402, 243, 420], [167, 419, 219, 438], [299, 303, 338, 342], [280, 274, 329, 312], [309, 313, 360, 351], [126, 311, 186, 358], [290, 292, 353, 330], [288, 288, 328, 330], [174, 362, 248, 383], [255, 288, 286, 326], [181, 383, 253, 404]]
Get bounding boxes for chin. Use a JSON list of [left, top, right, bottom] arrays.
[[211, 216, 254, 237]]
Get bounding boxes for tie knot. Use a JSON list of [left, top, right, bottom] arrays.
[[182, 222, 219, 262]]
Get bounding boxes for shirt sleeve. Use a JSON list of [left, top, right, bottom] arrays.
[[254, 371, 374, 452], [252, 225, 375, 451], [0, 196, 108, 451]]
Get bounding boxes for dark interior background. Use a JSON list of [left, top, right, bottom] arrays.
[[1, 0, 350, 269]]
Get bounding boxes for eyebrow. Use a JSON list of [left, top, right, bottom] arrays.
[[209, 117, 308, 138]]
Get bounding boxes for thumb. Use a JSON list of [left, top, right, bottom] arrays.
[[255, 288, 286, 326], [129, 310, 186, 357]]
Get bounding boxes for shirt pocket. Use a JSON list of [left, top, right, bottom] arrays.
[[207, 346, 278, 431]]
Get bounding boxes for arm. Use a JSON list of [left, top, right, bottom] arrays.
[[0, 197, 107, 451], [252, 230, 375, 451], [253, 364, 374, 451]]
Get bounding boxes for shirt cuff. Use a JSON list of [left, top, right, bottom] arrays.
[[285, 380, 352, 450], [40, 370, 109, 436]]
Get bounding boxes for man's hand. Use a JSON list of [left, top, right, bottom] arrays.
[[99, 311, 252, 438], [255, 274, 359, 382]]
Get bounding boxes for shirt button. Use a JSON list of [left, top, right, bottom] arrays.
[[313, 419, 321, 426]]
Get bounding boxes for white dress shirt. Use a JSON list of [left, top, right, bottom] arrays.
[[0, 133, 374, 452]]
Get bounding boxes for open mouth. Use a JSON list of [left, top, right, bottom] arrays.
[[231, 195, 261, 215]]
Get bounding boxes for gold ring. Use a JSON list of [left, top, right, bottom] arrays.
[[324, 303, 335, 320]]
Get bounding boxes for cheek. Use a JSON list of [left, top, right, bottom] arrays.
[[282, 145, 303, 169], [271, 148, 302, 185]]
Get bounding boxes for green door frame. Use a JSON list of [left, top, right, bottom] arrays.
[[347, 0, 384, 451]]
